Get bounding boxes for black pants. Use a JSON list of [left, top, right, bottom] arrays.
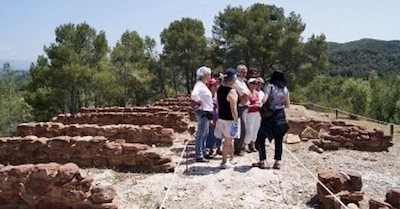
[[255, 109, 288, 161], [234, 106, 248, 153], [255, 129, 285, 161]]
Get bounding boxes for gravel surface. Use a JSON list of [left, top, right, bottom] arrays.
[[87, 106, 400, 209]]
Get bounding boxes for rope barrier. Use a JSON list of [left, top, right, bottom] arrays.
[[294, 101, 398, 125], [159, 139, 190, 209], [282, 144, 350, 209]]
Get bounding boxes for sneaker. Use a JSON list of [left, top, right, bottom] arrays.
[[220, 162, 233, 169], [195, 157, 209, 163], [216, 149, 223, 155]]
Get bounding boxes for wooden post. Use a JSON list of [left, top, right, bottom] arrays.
[[335, 109, 338, 119], [390, 124, 394, 140]]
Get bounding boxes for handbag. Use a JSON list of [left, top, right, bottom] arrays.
[[190, 100, 200, 111], [260, 86, 275, 118]]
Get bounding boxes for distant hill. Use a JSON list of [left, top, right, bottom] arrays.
[[326, 39, 400, 78], [0, 59, 32, 71]]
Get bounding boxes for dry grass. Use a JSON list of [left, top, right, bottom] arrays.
[[337, 118, 399, 137]]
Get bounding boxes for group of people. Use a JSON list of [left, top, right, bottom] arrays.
[[190, 65, 290, 169]]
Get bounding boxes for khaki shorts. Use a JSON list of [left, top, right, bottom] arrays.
[[214, 119, 240, 139]]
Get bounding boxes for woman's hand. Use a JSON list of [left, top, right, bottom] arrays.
[[210, 120, 215, 127]]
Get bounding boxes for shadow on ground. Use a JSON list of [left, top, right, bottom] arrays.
[[183, 165, 223, 176]]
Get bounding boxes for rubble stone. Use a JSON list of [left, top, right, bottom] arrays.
[[0, 163, 117, 209]]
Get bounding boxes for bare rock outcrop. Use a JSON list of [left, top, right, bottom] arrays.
[[0, 136, 174, 172], [17, 122, 175, 146], [0, 162, 117, 209]]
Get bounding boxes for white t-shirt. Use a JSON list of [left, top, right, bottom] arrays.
[[233, 78, 251, 106], [191, 81, 213, 112]]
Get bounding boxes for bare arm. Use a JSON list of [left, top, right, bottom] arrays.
[[227, 89, 239, 121], [285, 93, 291, 109], [234, 80, 251, 105]]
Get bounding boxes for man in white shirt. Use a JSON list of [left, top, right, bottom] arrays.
[[232, 64, 252, 156]]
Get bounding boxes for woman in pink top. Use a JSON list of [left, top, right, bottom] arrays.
[[243, 78, 262, 152], [206, 78, 222, 156]]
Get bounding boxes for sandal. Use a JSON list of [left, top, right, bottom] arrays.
[[272, 162, 281, 170], [252, 162, 268, 169]]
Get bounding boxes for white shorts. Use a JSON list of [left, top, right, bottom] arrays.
[[214, 119, 240, 139]]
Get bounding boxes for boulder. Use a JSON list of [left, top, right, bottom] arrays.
[[284, 134, 301, 144]]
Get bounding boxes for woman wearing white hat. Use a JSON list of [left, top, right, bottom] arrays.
[[243, 78, 262, 152]]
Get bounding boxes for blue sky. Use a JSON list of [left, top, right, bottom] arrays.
[[1, 0, 399, 61]]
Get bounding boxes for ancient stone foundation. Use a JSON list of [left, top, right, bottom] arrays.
[[50, 111, 189, 132], [81, 95, 195, 121], [288, 118, 333, 135], [0, 136, 174, 172], [313, 123, 393, 152], [81, 105, 191, 114], [288, 117, 393, 152], [0, 162, 117, 209], [317, 169, 364, 209], [17, 122, 174, 146], [369, 188, 400, 209]]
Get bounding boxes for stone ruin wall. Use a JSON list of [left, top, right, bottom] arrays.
[[317, 169, 400, 209], [0, 162, 117, 209], [17, 122, 175, 146], [0, 136, 174, 172], [50, 111, 190, 132], [0, 95, 197, 209], [288, 118, 393, 152], [81, 95, 195, 121]]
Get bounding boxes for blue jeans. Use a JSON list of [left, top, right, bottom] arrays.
[[206, 125, 222, 149], [195, 110, 210, 158]]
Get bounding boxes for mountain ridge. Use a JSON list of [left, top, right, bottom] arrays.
[[0, 59, 32, 71], [326, 38, 400, 77]]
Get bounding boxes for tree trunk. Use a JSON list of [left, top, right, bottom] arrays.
[[172, 68, 178, 96], [185, 68, 191, 94], [70, 84, 77, 114]]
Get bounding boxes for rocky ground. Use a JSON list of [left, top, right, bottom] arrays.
[[88, 106, 400, 209]]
